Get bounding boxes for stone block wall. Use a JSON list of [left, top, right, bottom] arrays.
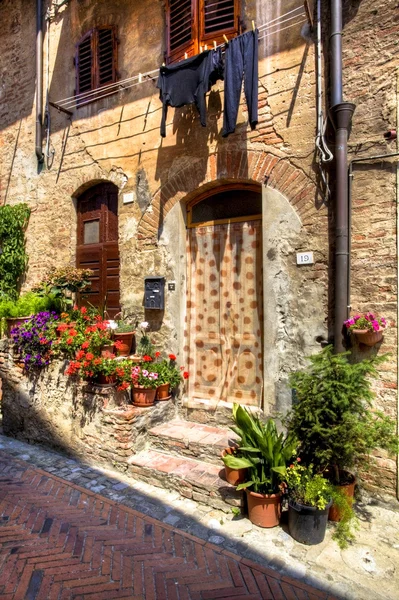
[[0, 340, 176, 472]]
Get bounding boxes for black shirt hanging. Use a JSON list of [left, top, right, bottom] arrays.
[[157, 49, 224, 137]]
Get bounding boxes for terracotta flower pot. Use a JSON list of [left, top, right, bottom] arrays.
[[132, 386, 156, 407], [6, 316, 30, 336], [156, 382, 171, 400], [221, 447, 247, 486], [101, 343, 115, 357], [246, 490, 282, 528], [352, 328, 383, 347], [92, 373, 116, 387], [328, 471, 356, 522], [114, 332, 135, 356]]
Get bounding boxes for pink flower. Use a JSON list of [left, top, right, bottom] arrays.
[[381, 317, 386, 327], [142, 369, 149, 377], [344, 318, 355, 328], [372, 320, 380, 332]]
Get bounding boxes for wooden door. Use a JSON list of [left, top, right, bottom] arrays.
[[187, 219, 263, 406], [76, 183, 120, 317]]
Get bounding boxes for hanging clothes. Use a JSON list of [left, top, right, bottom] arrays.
[[222, 30, 258, 138], [157, 48, 224, 137]]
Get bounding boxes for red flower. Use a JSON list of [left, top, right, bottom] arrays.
[[117, 382, 130, 391], [183, 371, 189, 379], [296, 457, 301, 462], [81, 341, 89, 349], [66, 338, 73, 345], [86, 353, 94, 361], [155, 351, 161, 358], [80, 306, 87, 314], [68, 329, 78, 337], [76, 350, 85, 360], [94, 358, 102, 365], [57, 323, 68, 332], [114, 340, 123, 350], [169, 354, 177, 361], [143, 355, 153, 362]]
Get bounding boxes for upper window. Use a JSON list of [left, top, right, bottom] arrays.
[[75, 27, 117, 103], [166, 0, 241, 64]]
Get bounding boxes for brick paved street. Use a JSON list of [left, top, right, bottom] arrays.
[[0, 452, 338, 600]]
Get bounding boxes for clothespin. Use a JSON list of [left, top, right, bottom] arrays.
[[223, 35, 229, 44], [204, 44, 208, 50], [252, 20, 256, 31], [184, 52, 188, 59], [162, 62, 165, 67], [200, 45, 203, 53], [213, 40, 217, 50], [138, 73, 142, 83]]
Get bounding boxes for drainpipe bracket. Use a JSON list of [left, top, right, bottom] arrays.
[[329, 102, 356, 133]]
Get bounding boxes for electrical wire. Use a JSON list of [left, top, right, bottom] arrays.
[[54, 8, 310, 109]]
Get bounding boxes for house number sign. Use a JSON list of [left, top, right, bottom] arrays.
[[296, 252, 314, 265]]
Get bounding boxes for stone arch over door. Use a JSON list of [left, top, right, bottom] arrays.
[[138, 150, 317, 247]]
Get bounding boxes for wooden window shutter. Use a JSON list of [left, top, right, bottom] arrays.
[[200, 0, 239, 44], [166, 0, 197, 64], [76, 31, 94, 95], [76, 27, 117, 102], [97, 26, 117, 87]]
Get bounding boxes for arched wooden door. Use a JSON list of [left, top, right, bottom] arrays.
[[76, 182, 120, 317], [186, 185, 264, 407]]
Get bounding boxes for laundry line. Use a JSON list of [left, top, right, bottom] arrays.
[[53, 7, 308, 110]]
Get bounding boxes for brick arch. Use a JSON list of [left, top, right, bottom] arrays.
[[138, 150, 317, 245]]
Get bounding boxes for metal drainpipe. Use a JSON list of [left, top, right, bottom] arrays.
[[329, 0, 355, 352], [35, 0, 44, 163]]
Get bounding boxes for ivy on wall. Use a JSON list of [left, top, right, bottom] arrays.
[[0, 204, 31, 300]]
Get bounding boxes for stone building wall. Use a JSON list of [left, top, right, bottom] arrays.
[[0, 0, 398, 494]]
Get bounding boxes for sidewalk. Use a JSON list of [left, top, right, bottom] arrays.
[[0, 432, 398, 599]]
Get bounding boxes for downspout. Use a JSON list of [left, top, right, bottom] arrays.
[[329, 0, 355, 352], [36, 0, 44, 163]]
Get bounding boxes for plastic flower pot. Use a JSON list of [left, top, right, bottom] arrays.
[[288, 499, 332, 545], [246, 490, 282, 528], [132, 386, 156, 407], [156, 382, 171, 400], [352, 328, 383, 347], [221, 447, 247, 486]]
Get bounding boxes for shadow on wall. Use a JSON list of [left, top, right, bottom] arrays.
[[0, 378, 349, 600], [153, 89, 250, 238]]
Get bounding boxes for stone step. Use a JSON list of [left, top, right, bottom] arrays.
[[148, 419, 238, 466], [127, 449, 243, 513]]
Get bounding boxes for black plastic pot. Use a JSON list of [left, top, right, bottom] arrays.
[[288, 499, 332, 545]]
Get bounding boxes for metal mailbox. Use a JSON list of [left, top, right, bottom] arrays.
[[144, 276, 165, 310]]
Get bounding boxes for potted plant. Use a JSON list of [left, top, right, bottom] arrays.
[[0, 291, 57, 336], [65, 352, 118, 387], [222, 404, 297, 528], [344, 312, 387, 346], [10, 311, 59, 370], [282, 461, 333, 545], [131, 363, 159, 407], [286, 346, 399, 519], [136, 321, 154, 357], [31, 265, 93, 313], [153, 352, 185, 400], [113, 321, 135, 356]]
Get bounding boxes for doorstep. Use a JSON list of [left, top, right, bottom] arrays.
[[148, 418, 238, 465], [127, 449, 243, 512]]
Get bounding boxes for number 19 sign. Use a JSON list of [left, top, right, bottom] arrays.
[[296, 252, 314, 265]]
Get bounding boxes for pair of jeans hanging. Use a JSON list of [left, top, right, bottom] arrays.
[[222, 29, 258, 137]]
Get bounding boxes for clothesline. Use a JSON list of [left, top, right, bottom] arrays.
[[54, 7, 308, 110]]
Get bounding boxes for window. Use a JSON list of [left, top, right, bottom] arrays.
[[166, 0, 241, 64], [75, 26, 117, 103]]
